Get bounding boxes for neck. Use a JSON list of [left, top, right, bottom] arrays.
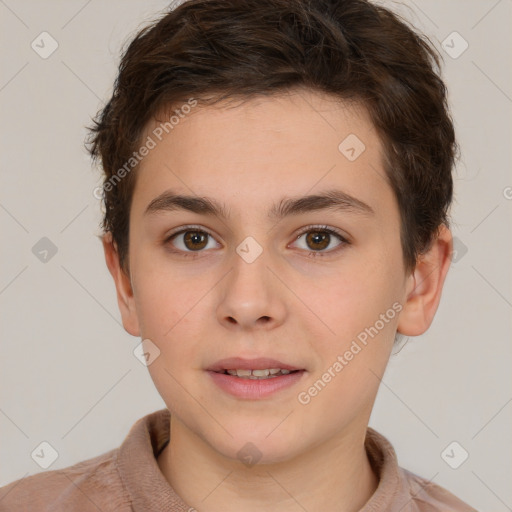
[[158, 416, 378, 512]]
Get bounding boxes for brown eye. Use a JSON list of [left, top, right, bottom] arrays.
[[292, 226, 348, 257], [305, 231, 330, 251], [166, 228, 218, 254], [183, 231, 208, 250]]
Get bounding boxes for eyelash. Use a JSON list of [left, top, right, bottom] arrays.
[[163, 224, 350, 259]]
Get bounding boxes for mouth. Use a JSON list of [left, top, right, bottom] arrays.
[[207, 357, 304, 373], [206, 357, 306, 399], [217, 368, 300, 379]]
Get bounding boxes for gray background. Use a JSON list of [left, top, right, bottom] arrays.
[[1, 1, 511, 509]]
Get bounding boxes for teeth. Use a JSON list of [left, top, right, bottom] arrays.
[[252, 369, 270, 377], [233, 369, 252, 377], [223, 368, 296, 379]]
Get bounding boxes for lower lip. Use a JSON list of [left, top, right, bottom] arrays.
[[207, 370, 306, 399]]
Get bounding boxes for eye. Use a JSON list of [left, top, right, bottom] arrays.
[[291, 225, 349, 257], [163, 224, 349, 259], [165, 226, 219, 256]]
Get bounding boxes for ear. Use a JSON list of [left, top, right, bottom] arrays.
[[397, 225, 453, 336], [102, 232, 140, 337]]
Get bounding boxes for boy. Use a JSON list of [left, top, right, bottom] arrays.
[[0, 0, 477, 510]]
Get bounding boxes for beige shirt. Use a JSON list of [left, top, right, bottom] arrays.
[[0, 408, 476, 511]]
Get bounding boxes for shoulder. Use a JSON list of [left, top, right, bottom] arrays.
[[364, 428, 477, 511], [399, 467, 477, 512], [0, 448, 131, 512]]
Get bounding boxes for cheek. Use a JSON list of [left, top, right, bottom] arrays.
[[296, 301, 398, 433], [132, 251, 208, 336], [312, 259, 401, 342], [302, 249, 403, 405], [135, 277, 204, 410], [131, 257, 220, 364]]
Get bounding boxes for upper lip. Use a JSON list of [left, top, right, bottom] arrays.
[[207, 357, 304, 372]]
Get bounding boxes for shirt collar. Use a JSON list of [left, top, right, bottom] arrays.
[[117, 408, 408, 511]]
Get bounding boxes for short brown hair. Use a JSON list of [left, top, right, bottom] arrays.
[[87, 0, 457, 273]]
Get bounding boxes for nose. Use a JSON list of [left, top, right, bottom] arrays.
[[216, 249, 287, 331]]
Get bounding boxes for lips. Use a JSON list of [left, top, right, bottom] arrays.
[[206, 357, 307, 399], [207, 357, 303, 373]]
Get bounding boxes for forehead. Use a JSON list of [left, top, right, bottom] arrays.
[[132, 90, 392, 219]]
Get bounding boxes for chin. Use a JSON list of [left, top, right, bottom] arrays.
[[203, 420, 304, 466]]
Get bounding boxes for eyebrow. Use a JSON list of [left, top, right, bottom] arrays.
[[144, 188, 374, 220]]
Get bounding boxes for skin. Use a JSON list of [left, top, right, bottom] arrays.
[[103, 88, 452, 512]]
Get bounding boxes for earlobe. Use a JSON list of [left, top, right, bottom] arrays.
[[102, 233, 141, 337], [397, 225, 453, 337]]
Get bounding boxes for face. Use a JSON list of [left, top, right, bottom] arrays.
[[112, 90, 416, 463]]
